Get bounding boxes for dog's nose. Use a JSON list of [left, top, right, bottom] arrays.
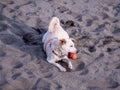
[[76, 50, 79, 53]]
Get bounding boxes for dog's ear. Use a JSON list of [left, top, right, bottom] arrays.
[[49, 17, 60, 32], [60, 39, 66, 45]]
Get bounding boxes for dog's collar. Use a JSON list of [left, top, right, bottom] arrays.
[[44, 37, 58, 51], [52, 49, 66, 58]]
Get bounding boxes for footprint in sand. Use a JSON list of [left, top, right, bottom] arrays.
[[112, 26, 120, 35], [0, 65, 3, 70], [0, 23, 8, 32], [107, 78, 120, 89], [116, 63, 120, 69], [0, 34, 22, 45], [32, 78, 63, 90], [13, 61, 23, 69], [12, 73, 22, 80], [0, 49, 6, 57], [87, 86, 101, 90], [75, 61, 85, 71], [32, 78, 51, 90], [0, 73, 8, 87], [86, 19, 93, 27]]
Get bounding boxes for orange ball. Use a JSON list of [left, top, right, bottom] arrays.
[[69, 52, 77, 60]]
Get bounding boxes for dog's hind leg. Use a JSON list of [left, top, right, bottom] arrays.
[[47, 57, 66, 72]]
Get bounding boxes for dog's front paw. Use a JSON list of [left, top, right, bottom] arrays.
[[69, 64, 73, 70], [60, 67, 66, 72]]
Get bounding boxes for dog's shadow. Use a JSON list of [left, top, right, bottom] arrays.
[[0, 14, 46, 64], [57, 60, 72, 72]]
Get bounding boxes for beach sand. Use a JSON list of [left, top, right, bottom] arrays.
[[0, 0, 120, 90]]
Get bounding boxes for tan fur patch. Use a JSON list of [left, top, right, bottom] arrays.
[[60, 39, 66, 45]]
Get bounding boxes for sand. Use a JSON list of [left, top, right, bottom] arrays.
[[0, 0, 120, 90]]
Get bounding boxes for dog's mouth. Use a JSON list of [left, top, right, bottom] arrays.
[[68, 52, 77, 60]]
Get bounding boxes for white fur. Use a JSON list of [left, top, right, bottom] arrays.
[[42, 17, 77, 71]]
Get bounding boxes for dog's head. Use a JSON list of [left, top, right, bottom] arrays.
[[60, 38, 77, 54]]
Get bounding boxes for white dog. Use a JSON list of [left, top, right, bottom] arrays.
[[42, 17, 77, 71]]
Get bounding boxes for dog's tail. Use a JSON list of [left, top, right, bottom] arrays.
[[48, 17, 60, 32]]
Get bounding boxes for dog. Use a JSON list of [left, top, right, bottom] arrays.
[[42, 17, 77, 71]]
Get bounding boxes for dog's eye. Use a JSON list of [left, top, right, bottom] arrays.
[[70, 45, 73, 47]]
